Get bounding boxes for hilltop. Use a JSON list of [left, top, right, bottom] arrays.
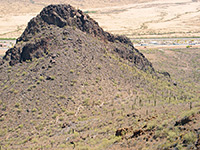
[[0, 4, 199, 150], [2, 4, 152, 71]]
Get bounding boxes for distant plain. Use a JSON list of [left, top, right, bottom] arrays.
[[1, 0, 200, 38]]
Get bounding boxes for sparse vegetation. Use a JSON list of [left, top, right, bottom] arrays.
[[0, 3, 199, 150]]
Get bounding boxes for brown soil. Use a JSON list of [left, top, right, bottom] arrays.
[[0, 4, 199, 150]]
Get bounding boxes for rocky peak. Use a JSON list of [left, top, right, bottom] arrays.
[[2, 4, 154, 73], [17, 4, 132, 45]]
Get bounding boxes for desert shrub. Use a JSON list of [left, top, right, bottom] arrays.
[[16, 108, 22, 113], [58, 95, 66, 99], [83, 98, 90, 106], [182, 132, 196, 144], [0, 117, 4, 122], [84, 82, 88, 86], [97, 65, 101, 69], [147, 121, 157, 131], [37, 115, 41, 119], [2, 104, 6, 111], [59, 117, 64, 121], [70, 69, 74, 73], [82, 90, 86, 94], [15, 103, 20, 108], [22, 71, 27, 76], [167, 131, 177, 142], [0, 129, 7, 137], [27, 84, 36, 91], [18, 124, 23, 129], [3, 85, 8, 90], [65, 111, 75, 116], [50, 76, 55, 80], [31, 108, 37, 112], [52, 113, 58, 119], [39, 76, 45, 81]]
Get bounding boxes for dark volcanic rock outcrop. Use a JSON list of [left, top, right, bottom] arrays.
[[2, 4, 153, 72]]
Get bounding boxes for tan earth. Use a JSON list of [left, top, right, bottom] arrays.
[[1, 0, 200, 38], [0, 50, 7, 56]]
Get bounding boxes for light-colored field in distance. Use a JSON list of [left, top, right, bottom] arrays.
[[0, 0, 151, 38], [88, 0, 200, 38], [0, 0, 200, 38]]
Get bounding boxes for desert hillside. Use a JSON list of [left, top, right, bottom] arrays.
[[0, 4, 199, 150], [1, 0, 200, 38]]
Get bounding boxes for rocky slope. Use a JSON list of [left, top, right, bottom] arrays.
[[0, 4, 199, 150]]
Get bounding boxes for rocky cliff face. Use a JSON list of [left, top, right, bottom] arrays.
[[2, 4, 153, 72]]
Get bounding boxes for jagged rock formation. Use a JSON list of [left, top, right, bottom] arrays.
[[2, 4, 153, 72]]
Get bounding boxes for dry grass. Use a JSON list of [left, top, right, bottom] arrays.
[[1, 0, 200, 38]]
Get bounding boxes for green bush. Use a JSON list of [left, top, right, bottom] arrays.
[[70, 69, 74, 73], [52, 113, 58, 119], [31, 108, 37, 112], [182, 132, 196, 144], [39, 76, 45, 81]]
